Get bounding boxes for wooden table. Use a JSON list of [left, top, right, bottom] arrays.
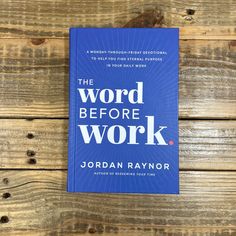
[[0, 1, 235, 235]]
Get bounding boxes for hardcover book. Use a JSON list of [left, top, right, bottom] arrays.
[[68, 28, 179, 194]]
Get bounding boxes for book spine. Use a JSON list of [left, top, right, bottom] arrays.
[[67, 28, 77, 192]]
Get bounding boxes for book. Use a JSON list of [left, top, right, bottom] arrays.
[[68, 28, 179, 194]]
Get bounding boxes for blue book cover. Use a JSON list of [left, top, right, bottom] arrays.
[[68, 28, 179, 194]]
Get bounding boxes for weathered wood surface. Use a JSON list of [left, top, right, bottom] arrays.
[[0, 1, 236, 39], [0, 170, 235, 235], [0, 119, 235, 170], [0, 38, 68, 117], [0, 39, 235, 118], [0, 0, 236, 235]]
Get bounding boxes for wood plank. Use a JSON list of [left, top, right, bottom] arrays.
[[0, 39, 236, 118], [0, 119, 67, 169], [179, 26, 236, 40], [0, 38, 69, 117], [0, 170, 235, 235], [0, 119, 235, 170], [0, 1, 235, 39], [180, 40, 236, 118]]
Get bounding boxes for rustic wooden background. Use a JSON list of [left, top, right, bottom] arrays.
[[0, 0, 236, 235]]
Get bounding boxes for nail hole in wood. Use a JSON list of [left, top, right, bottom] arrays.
[[2, 193, 11, 199], [186, 9, 195, 15], [27, 150, 36, 157], [88, 228, 97, 234], [28, 158, 37, 165], [27, 133, 34, 139], [31, 38, 45, 45], [0, 216, 9, 223], [2, 178, 9, 185]]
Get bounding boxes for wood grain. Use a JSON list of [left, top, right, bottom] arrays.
[[0, 170, 235, 235], [0, 38, 68, 117], [180, 40, 236, 118], [0, 0, 236, 39], [0, 119, 235, 170], [0, 39, 236, 118], [0, 0, 235, 235]]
